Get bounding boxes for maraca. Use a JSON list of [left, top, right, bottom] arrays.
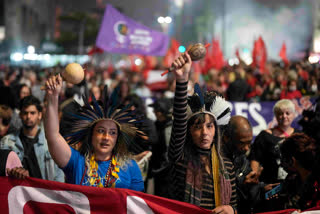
[[161, 43, 210, 76], [41, 63, 85, 90]]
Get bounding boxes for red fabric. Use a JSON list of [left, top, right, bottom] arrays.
[[235, 48, 240, 61], [280, 90, 302, 99], [0, 177, 210, 214], [88, 46, 104, 56], [203, 39, 225, 73], [252, 36, 267, 73], [299, 69, 309, 81], [279, 42, 289, 66], [256, 209, 296, 214], [211, 39, 225, 70], [163, 38, 181, 67], [129, 55, 140, 72]]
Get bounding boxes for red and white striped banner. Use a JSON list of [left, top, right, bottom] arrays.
[[0, 177, 210, 214]]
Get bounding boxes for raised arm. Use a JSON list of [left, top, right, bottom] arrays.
[[168, 53, 192, 163], [44, 74, 71, 168]]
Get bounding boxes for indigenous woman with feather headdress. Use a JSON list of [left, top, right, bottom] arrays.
[[168, 53, 237, 213], [44, 74, 144, 191]]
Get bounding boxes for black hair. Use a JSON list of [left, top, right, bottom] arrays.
[[19, 95, 42, 112], [298, 97, 320, 142], [280, 133, 318, 171]]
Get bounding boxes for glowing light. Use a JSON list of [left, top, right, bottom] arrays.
[[44, 54, 51, 60], [308, 55, 319, 64], [314, 39, 320, 53], [135, 58, 142, 66], [27, 45, 35, 54], [157, 16, 165, 24], [228, 59, 235, 66], [174, 0, 184, 8], [11, 52, 23, 62], [178, 46, 186, 53], [234, 58, 239, 65], [165, 16, 172, 23], [24, 53, 37, 60]]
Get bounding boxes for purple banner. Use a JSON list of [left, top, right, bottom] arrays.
[[96, 5, 169, 56], [230, 97, 313, 137]]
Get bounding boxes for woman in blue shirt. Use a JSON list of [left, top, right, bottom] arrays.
[[44, 73, 144, 191]]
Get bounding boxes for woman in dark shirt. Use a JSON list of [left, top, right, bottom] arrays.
[[250, 99, 298, 183], [168, 53, 237, 213]]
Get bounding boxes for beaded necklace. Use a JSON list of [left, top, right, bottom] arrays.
[[88, 154, 120, 188]]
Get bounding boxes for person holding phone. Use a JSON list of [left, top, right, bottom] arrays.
[[223, 115, 280, 214]]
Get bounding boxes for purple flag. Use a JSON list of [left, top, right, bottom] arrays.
[[96, 5, 169, 56]]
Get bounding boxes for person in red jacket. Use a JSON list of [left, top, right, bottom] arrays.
[[280, 80, 302, 100]]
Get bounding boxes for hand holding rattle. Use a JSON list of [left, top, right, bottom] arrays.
[[161, 43, 210, 76]]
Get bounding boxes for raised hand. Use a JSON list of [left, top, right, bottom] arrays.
[[172, 53, 192, 82], [45, 74, 63, 96]]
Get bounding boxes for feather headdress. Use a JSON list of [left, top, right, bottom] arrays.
[[187, 83, 233, 206], [187, 83, 232, 125], [64, 86, 145, 152]]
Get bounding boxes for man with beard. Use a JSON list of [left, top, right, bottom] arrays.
[[222, 116, 278, 214], [0, 95, 64, 182]]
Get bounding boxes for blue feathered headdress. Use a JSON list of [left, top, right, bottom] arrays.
[[64, 86, 145, 152]]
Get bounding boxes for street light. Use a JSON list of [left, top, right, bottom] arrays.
[[157, 16, 172, 24], [157, 16, 172, 34]]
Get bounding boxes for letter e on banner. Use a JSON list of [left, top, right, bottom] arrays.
[[234, 102, 248, 118], [8, 186, 90, 214], [249, 103, 267, 136], [127, 196, 154, 214]]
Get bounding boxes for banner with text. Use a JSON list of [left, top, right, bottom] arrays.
[[230, 97, 313, 136], [96, 5, 169, 56]]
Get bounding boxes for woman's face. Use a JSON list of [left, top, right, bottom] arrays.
[[91, 86, 101, 100], [91, 120, 118, 159], [20, 86, 31, 99], [275, 108, 295, 127], [190, 114, 215, 150]]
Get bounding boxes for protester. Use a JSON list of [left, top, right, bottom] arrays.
[[250, 99, 298, 184], [44, 74, 144, 191], [148, 97, 173, 197], [249, 99, 299, 212], [223, 116, 280, 214], [0, 95, 64, 182], [280, 133, 320, 210], [167, 53, 237, 213], [0, 105, 15, 140], [0, 149, 29, 179]]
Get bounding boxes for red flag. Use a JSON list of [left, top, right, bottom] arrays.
[[0, 177, 210, 214], [88, 46, 104, 56], [252, 36, 267, 73], [211, 39, 225, 70], [279, 42, 289, 66], [235, 48, 240, 61], [163, 38, 181, 67], [203, 39, 224, 73]]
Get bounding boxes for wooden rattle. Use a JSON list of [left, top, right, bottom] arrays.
[[161, 43, 210, 76], [41, 63, 85, 90]]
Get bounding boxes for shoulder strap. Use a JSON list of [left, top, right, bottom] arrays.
[[80, 165, 87, 185], [275, 127, 290, 137], [0, 150, 12, 176]]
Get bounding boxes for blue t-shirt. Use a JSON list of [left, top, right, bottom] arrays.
[[62, 147, 144, 191]]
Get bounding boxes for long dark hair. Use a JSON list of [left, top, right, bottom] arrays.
[[184, 113, 222, 168]]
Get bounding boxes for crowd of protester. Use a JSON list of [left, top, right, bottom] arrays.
[[0, 54, 319, 213]]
